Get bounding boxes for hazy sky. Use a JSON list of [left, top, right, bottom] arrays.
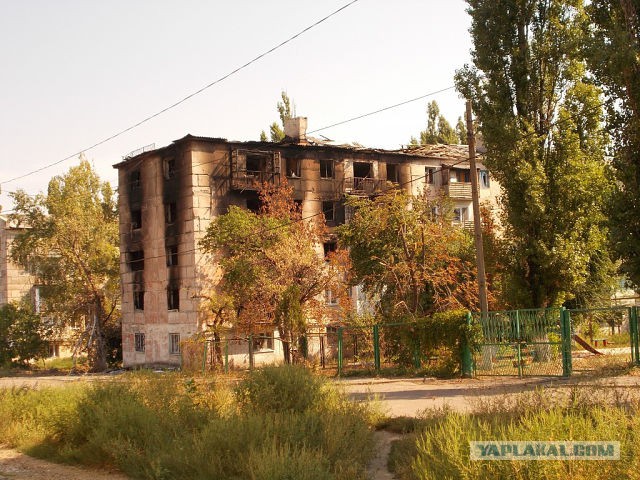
[[0, 0, 473, 209]]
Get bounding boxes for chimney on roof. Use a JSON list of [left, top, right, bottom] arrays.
[[284, 117, 307, 144]]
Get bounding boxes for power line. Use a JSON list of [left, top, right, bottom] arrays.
[[307, 86, 456, 134], [0, 0, 361, 187]]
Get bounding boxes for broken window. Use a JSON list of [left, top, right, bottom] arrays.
[[245, 154, 263, 173], [325, 289, 339, 306], [320, 160, 334, 179], [133, 290, 144, 310], [163, 158, 177, 179], [450, 169, 470, 183], [322, 201, 335, 222], [453, 207, 468, 222], [169, 333, 180, 354], [167, 286, 180, 311], [166, 245, 178, 267], [252, 333, 274, 351], [353, 162, 372, 178], [129, 251, 144, 272], [386, 164, 399, 183], [480, 170, 490, 188], [425, 167, 436, 184], [286, 158, 301, 178], [323, 241, 337, 258], [130, 209, 142, 230], [130, 170, 141, 189], [134, 332, 145, 352], [165, 202, 177, 225]]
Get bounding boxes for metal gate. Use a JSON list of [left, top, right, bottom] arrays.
[[473, 308, 568, 377]]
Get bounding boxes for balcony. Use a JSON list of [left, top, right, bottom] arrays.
[[344, 177, 385, 196], [445, 182, 472, 199], [230, 170, 279, 191]]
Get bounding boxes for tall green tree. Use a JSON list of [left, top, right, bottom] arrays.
[[587, 1, 640, 288], [456, 0, 616, 308], [10, 159, 120, 371], [200, 182, 345, 363], [337, 190, 480, 319], [414, 101, 459, 145], [260, 91, 293, 142]]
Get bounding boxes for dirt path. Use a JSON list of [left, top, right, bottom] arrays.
[[367, 431, 401, 480], [0, 447, 129, 480]]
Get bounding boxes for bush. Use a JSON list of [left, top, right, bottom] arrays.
[[0, 368, 376, 480]]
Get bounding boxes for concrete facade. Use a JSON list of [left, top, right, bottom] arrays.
[[0, 216, 33, 307], [114, 124, 500, 367]]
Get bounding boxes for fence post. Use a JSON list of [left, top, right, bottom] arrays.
[[248, 334, 254, 370], [461, 312, 474, 378], [224, 340, 229, 374], [515, 310, 523, 378], [413, 332, 421, 370], [561, 307, 572, 377], [337, 327, 343, 376], [202, 340, 208, 375], [631, 307, 640, 366], [373, 324, 380, 372]]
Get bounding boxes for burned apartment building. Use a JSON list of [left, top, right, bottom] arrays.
[[113, 118, 500, 367]]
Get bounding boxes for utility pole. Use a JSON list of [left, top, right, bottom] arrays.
[[466, 99, 489, 314]]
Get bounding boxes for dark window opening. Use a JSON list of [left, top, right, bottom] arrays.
[[169, 333, 180, 354], [164, 158, 176, 179], [245, 154, 263, 173], [165, 202, 177, 225], [451, 169, 471, 183], [453, 207, 468, 222], [293, 199, 303, 213], [480, 170, 490, 188], [129, 251, 144, 272], [320, 160, 334, 179], [130, 209, 142, 230], [386, 164, 399, 183], [168, 287, 180, 311], [133, 290, 144, 310], [425, 167, 436, 184], [322, 201, 335, 222], [134, 332, 145, 352], [166, 245, 178, 266], [323, 241, 337, 258], [353, 162, 372, 178], [130, 170, 141, 189], [286, 158, 301, 178]]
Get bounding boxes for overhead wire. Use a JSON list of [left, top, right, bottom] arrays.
[[0, 0, 361, 187]]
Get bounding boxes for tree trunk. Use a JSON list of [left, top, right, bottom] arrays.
[[88, 296, 108, 372]]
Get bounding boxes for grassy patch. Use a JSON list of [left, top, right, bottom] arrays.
[[390, 388, 640, 480], [0, 365, 377, 480]]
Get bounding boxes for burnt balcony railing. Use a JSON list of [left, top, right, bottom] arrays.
[[343, 177, 385, 196], [231, 170, 279, 191]]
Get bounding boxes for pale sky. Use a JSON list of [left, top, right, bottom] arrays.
[[0, 0, 473, 210]]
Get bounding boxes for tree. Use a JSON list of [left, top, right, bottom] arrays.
[[0, 302, 49, 366], [337, 189, 481, 319], [456, 0, 616, 308], [455, 116, 467, 144], [414, 101, 459, 145], [260, 91, 293, 142], [10, 159, 120, 371], [200, 181, 346, 363], [586, 1, 640, 288]]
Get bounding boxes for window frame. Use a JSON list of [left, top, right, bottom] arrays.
[[130, 209, 142, 230], [133, 290, 145, 310], [166, 245, 179, 267], [319, 160, 334, 179], [169, 333, 180, 355], [167, 286, 180, 311], [134, 332, 145, 353]]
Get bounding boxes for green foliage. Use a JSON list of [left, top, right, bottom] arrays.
[[0, 369, 376, 480], [586, 1, 640, 289], [261, 91, 292, 142], [389, 389, 640, 480], [0, 303, 49, 366], [414, 101, 460, 145], [10, 159, 120, 371], [456, 0, 616, 308], [337, 190, 479, 317]]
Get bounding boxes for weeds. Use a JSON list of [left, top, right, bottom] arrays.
[[0, 366, 375, 480]]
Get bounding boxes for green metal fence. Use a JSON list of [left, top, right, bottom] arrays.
[[472, 306, 640, 378]]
